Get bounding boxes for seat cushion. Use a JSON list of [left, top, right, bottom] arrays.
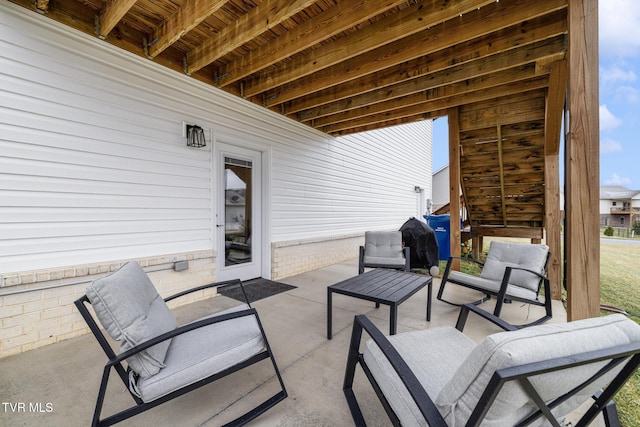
[[435, 314, 640, 427], [480, 241, 548, 292], [363, 255, 407, 268], [86, 262, 176, 378], [447, 270, 538, 301], [363, 326, 476, 427], [364, 231, 404, 259], [132, 304, 266, 402]]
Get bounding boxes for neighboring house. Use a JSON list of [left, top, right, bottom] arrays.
[[0, 7, 433, 357], [600, 186, 640, 228], [431, 165, 450, 213]]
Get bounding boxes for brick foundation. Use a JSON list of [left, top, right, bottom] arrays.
[[0, 251, 215, 358], [271, 234, 363, 280]]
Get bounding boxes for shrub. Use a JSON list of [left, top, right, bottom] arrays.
[[604, 226, 614, 236]]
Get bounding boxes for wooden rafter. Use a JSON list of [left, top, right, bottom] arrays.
[[98, 0, 137, 39], [147, 0, 229, 58], [216, 0, 408, 87], [321, 78, 550, 134], [246, 0, 500, 99], [261, 0, 567, 107], [288, 10, 568, 116], [186, 0, 318, 75], [304, 36, 566, 127]]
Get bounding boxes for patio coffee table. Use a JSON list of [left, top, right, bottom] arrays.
[[327, 268, 432, 339]]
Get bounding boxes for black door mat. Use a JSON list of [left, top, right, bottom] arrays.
[[218, 278, 297, 303]]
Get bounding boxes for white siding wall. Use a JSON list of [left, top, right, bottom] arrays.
[[271, 122, 432, 240], [0, 2, 432, 275]]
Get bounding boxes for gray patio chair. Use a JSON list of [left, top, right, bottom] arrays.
[[437, 240, 552, 327], [74, 261, 287, 427], [359, 231, 410, 275], [344, 304, 640, 427]]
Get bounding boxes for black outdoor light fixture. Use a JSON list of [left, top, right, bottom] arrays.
[[185, 123, 206, 148]]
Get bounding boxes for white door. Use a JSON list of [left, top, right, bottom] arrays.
[[216, 143, 262, 281]]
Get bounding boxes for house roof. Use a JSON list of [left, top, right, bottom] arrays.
[[600, 186, 640, 200]]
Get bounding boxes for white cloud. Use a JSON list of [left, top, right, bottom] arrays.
[[599, 105, 622, 131], [601, 138, 623, 154], [600, 0, 640, 59], [605, 173, 632, 186], [616, 85, 640, 104], [601, 64, 637, 84]]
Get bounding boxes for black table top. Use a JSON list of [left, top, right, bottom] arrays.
[[328, 268, 431, 305]]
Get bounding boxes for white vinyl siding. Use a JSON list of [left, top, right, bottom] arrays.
[[1, 2, 432, 274], [271, 123, 432, 240]]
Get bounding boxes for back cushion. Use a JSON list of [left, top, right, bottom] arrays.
[[481, 241, 548, 292], [435, 314, 640, 427], [365, 231, 403, 258], [86, 262, 177, 378]]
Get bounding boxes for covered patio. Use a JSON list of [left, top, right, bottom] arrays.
[[5, 0, 601, 320], [0, 258, 569, 426]]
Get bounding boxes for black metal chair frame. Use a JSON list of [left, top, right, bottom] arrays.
[[343, 303, 640, 427], [359, 245, 410, 275], [437, 251, 553, 327], [74, 279, 287, 427]]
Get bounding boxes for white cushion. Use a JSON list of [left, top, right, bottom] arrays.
[[480, 241, 549, 292], [364, 231, 404, 259], [363, 327, 476, 427], [363, 255, 407, 268], [132, 304, 266, 402], [436, 314, 640, 427], [447, 270, 538, 301], [86, 262, 176, 378]]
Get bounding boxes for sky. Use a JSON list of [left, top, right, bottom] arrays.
[[432, 0, 640, 190]]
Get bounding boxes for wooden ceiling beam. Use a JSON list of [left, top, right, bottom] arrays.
[[186, 0, 318, 75], [328, 113, 447, 137], [288, 10, 568, 116], [260, 0, 567, 107], [216, 0, 407, 87], [312, 66, 545, 128], [459, 91, 547, 132], [244, 0, 500, 98], [98, 0, 137, 39], [545, 59, 568, 155], [319, 79, 549, 134], [303, 36, 565, 125], [147, 0, 228, 58]]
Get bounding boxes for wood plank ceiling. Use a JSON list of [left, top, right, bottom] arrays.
[[9, 0, 570, 233]]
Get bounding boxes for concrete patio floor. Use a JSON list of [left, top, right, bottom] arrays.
[[0, 259, 567, 426]]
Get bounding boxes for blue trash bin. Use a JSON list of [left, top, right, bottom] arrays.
[[425, 214, 450, 261]]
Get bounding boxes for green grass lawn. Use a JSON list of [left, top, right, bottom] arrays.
[[600, 241, 640, 426]]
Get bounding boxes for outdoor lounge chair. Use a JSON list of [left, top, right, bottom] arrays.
[[74, 261, 287, 427], [437, 240, 552, 327], [343, 303, 640, 427], [359, 231, 410, 275]]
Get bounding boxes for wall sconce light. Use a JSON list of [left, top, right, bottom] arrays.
[[414, 186, 423, 193], [183, 122, 206, 148]]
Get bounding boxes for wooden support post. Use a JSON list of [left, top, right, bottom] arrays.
[[545, 59, 567, 301], [472, 235, 482, 260], [448, 108, 461, 270], [545, 154, 562, 300], [566, 0, 600, 320]]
